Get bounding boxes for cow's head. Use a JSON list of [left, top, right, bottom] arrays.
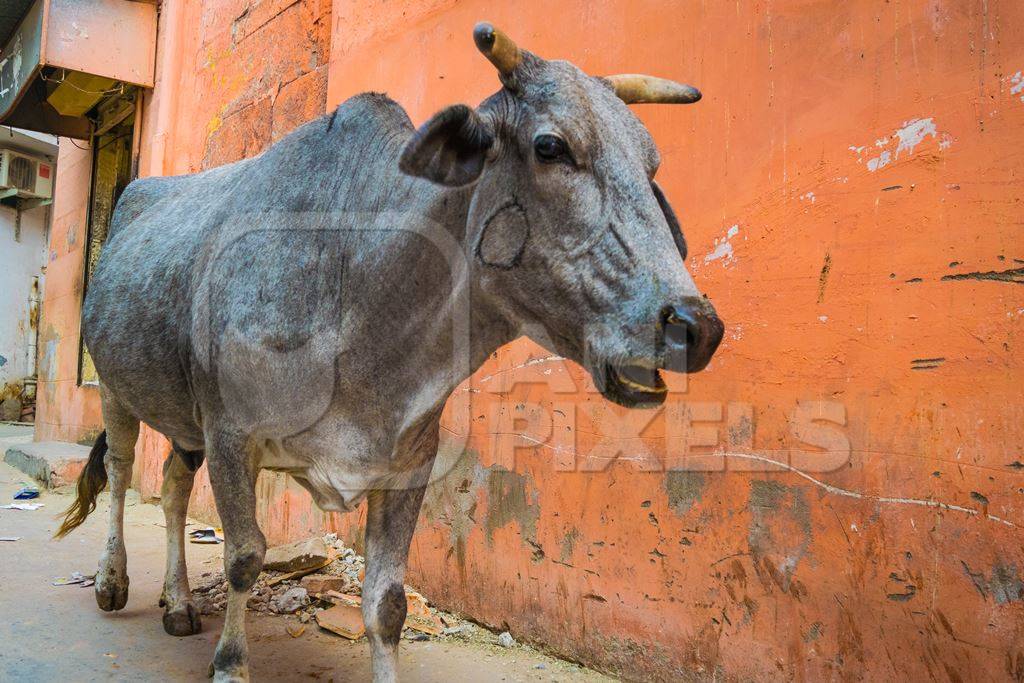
[[400, 23, 724, 408]]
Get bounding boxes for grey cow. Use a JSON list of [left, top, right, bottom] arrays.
[[58, 23, 723, 682]]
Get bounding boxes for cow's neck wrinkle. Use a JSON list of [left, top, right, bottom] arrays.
[[348, 180, 515, 438]]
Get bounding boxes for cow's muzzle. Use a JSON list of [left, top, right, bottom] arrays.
[[598, 297, 724, 409]]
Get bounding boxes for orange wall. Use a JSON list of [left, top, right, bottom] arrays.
[[35, 138, 103, 444], [39, 1, 1024, 680]]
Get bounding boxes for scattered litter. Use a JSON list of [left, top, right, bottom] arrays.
[[0, 536, 20, 541], [405, 631, 429, 642], [2, 502, 44, 511], [52, 571, 96, 586], [534, 663, 547, 670], [316, 603, 365, 640], [188, 527, 223, 544], [286, 624, 306, 638], [497, 631, 517, 648], [13, 486, 39, 500]]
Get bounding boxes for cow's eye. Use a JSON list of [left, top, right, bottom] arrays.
[[534, 134, 572, 164]]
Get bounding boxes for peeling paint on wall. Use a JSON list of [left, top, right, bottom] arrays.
[[704, 224, 740, 265], [1007, 71, 1024, 102], [851, 117, 952, 171]]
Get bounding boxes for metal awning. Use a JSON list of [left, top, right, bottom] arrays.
[[0, 0, 156, 139]]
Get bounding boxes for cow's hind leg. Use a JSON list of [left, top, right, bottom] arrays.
[[206, 428, 265, 682], [94, 386, 140, 611], [159, 446, 204, 635], [363, 485, 429, 683]]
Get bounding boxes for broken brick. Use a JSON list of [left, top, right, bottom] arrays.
[[263, 536, 329, 572], [300, 573, 349, 594], [316, 603, 365, 640]]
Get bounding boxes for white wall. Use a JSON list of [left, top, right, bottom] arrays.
[[0, 203, 48, 390]]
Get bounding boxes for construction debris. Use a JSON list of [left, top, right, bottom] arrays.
[[263, 536, 329, 572], [272, 586, 309, 614], [300, 573, 350, 594], [191, 534, 486, 644], [265, 552, 334, 587], [316, 603, 365, 639]]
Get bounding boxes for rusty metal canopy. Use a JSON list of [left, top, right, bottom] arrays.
[[0, 0, 156, 139]]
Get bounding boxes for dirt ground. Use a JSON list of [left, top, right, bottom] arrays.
[[0, 457, 615, 682]]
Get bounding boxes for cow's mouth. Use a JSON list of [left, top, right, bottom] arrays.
[[601, 363, 668, 408]]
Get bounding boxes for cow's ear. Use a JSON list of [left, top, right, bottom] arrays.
[[399, 105, 493, 186]]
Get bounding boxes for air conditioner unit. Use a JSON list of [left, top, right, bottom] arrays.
[[0, 149, 54, 200]]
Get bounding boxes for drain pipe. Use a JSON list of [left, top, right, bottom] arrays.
[[26, 275, 39, 378]]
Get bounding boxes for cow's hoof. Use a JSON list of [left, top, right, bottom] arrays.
[[212, 666, 249, 683], [163, 602, 202, 636], [95, 576, 129, 611]]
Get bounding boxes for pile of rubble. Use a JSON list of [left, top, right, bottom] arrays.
[[191, 533, 494, 644]]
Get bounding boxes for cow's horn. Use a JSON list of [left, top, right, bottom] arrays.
[[605, 74, 702, 104], [473, 22, 522, 77]]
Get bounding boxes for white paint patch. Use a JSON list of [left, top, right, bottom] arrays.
[[818, 315, 828, 323], [893, 118, 938, 158], [867, 150, 891, 172], [1006, 71, 1024, 102], [851, 117, 951, 171], [800, 191, 816, 204], [704, 224, 740, 265]]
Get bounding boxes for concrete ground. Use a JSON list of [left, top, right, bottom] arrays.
[[0, 458, 615, 682]]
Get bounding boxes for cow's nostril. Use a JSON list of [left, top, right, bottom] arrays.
[[662, 305, 701, 348], [661, 301, 723, 373]]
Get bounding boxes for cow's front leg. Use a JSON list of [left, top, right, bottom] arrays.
[[205, 429, 265, 683], [362, 485, 429, 683], [159, 449, 202, 636]]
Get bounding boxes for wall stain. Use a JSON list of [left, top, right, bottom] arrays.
[[961, 561, 1024, 604], [421, 445, 485, 576], [817, 252, 832, 303], [747, 480, 812, 595], [941, 266, 1024, 284], [664, 471, 706, 516], [560, 527, 581, 563], [484, 467, 541, 550], [803, 621, 823, 643]]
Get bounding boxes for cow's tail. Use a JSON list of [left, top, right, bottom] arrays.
[[55, 430, 108, 538]]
